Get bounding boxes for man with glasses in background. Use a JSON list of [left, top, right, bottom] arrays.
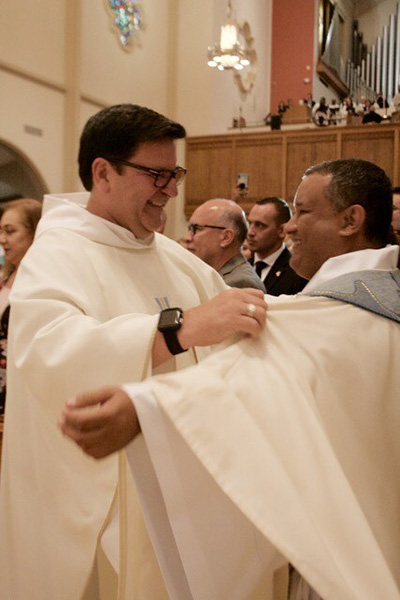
[[184, 198, 265, 290], [0, 104, 267, 600]]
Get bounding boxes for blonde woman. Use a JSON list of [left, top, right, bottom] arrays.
[[0, 198, 42, 414]]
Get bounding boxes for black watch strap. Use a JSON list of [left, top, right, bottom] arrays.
[[157, 308, 187, 356], [162, 329, 187, 356]]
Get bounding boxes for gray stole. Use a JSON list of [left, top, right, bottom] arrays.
[[308, 269, 400, 323]]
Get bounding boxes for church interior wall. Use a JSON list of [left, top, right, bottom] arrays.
[[0, 1, 65, 87], [355, 0, 399, 47], [0, 0, 397, 239], [270, 0, 315, 111], [0, 69, 65, 194], [175, 0, 272, 136], [171, 0, 272, 238], [80, 0, 172, 113]]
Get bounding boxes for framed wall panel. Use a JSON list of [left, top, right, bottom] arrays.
[[286, 133, 338, 200], [185, 138, 232, 218], [234, 135, 284, 211], [342, 130, 395, 180]]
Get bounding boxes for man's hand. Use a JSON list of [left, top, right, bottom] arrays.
[[178, 288, 267, 349], [58, 386, 139, 459], [231, 185, 249, 202]]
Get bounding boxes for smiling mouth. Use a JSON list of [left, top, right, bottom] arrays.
[[148, 200, 167, 208]]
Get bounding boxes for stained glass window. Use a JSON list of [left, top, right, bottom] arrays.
[[106, 0, 143, 48]]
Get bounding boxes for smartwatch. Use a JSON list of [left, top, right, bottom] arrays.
[[157, 307, 187, 356]]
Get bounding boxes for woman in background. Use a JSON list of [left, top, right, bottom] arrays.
[[0, 198, 42, 415]]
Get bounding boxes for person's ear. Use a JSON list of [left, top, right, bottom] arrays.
[[339, 204, 366, 237], [277, 223, 286, 240], [92, 157, 113, 191], [220, 227, 235, 247]]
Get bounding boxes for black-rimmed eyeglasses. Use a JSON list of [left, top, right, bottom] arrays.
[[105, 157, 187, 189], [187, 223, 226, 236]]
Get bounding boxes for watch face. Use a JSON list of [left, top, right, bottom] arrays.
[[158, 308, 183, 331]]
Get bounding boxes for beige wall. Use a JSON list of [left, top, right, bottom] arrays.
[[176, 0, 272, 135], [0, 0, 182, 196], [0, 1, 65, 86], [0, 70, 65, 193], [0, 0, 273, 238], [80, 1, 172, 112], [169, 0, 273, 238]]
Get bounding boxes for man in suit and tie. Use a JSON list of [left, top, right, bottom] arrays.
[[247, 196, 306, 295]]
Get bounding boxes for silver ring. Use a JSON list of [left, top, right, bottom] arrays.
[[247, 303, 256, 317]]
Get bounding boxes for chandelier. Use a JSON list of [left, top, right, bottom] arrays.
[[207, 1, 251, 71]]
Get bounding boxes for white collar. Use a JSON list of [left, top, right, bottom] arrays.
[[254, 244, 285, 266], [301, 246, 399, 294], [36, 192, 154, 250]]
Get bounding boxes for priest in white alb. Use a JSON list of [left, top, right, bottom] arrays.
[[61, 159, 400, 600], [0, 104, 268, 600]]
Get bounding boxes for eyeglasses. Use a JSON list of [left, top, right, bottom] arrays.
[[187, 223, 226, 235], [105, 157, 187, 189]]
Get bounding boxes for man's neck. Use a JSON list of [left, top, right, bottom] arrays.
[[86, 193, 110, 218], [212, 247, 241, 272], [256, 242, 284, 261]]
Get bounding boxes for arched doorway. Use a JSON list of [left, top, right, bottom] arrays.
[[0, 140, 48, 203]]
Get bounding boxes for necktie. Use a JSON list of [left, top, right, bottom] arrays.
[[255, 260, 267, 278]]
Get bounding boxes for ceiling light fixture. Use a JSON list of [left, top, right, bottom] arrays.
[[207, 0, 251, 71]]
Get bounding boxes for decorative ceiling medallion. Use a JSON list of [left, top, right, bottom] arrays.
[[234, 22, 257, 95], [105, 0, 143, 50]]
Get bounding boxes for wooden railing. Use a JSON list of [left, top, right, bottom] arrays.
[[184, 121, 400, 217]]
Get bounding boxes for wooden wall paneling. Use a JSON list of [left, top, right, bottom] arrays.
[[185, 138, 232, 218], [336, 131, 342, 159], [184, 124, 400, 216], [234, 134, 283, 212], [341, 128, 395, 181], [285, 132, 337, 200]]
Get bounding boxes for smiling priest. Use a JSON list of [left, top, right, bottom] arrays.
[[61, 158, 400, 600]]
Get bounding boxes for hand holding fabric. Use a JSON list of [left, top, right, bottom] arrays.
[[179, 288, 267, 349]]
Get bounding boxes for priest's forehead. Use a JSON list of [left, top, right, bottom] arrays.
[[294, 174, 332, 210]]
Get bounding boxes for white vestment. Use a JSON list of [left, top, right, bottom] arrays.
[[0, 193, 227, 600], [124, 246, 400, 600]]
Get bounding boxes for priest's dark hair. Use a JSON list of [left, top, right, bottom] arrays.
[[78, 104, 186, 190], [305, 158, 392, 246]]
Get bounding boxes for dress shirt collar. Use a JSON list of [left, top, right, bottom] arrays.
[[254, 244, 285, 267]]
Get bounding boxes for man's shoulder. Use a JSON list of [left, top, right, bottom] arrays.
[[266, 248, 307, 295], [271, 246, 291, 266], [157, 234, 228, 292], [221, 254, 266, 291], [309, 269, 400, 323]]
